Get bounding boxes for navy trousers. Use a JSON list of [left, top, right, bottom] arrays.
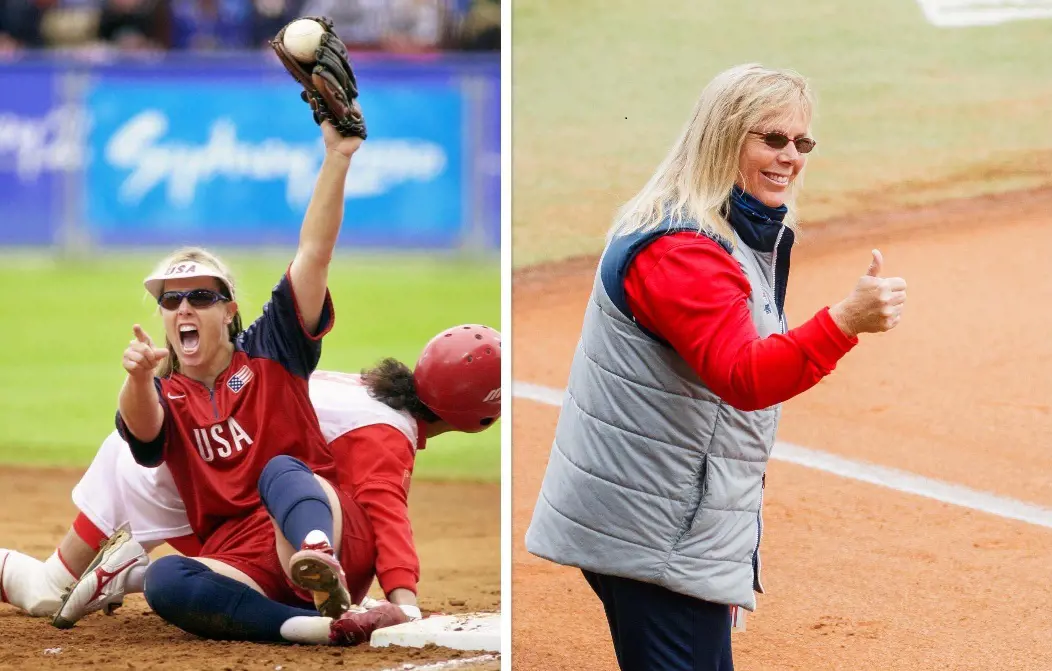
[[583, 570, 734, 671]]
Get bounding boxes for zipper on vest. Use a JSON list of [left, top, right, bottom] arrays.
[[770, 225, 793, 327], [753, 472, 766, 593], [769, 226, 784, 292], [769, 225, 787, 324]]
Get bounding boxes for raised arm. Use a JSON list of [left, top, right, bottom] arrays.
[[271, 21, 368, 335], [289, 123, 363, 335]]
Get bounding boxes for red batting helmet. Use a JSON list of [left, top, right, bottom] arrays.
[[413, 324, 501, 433]]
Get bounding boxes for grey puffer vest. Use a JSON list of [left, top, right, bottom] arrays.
[[525, 222, 789, 611]]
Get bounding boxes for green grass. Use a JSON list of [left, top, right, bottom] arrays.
[[0, 251, 500, 482], [513, 0, 1052, 265]]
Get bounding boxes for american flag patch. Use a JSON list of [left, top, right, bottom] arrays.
[[227, 365, 254, 393]]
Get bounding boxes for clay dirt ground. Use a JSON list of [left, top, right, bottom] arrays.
[[512, 189, 1052, 670], [0, 469, 499, 671]]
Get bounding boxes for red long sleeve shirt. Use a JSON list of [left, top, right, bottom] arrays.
[[623, 232, 857, 411], [330, 423, 423, 596]]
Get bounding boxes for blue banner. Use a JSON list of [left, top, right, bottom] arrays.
[[481, 75, 501, 249], [86, 80, 464, 247], [0, 54, 498, 250], [0, 64, 70, 244]]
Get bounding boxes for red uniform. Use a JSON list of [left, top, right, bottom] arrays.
[[624, 232, 857, 410], [331, 424, 425, 596], [277, 423, 424, 606], [117, 271, 371, 603], [307, 370, 428, 597]]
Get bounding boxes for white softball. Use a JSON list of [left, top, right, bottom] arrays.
[[282, 19, 325, 64]]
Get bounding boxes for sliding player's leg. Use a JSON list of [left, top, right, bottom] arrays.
[[0, 515, 105, 616], [140, 510, 405, 646], [47, 427, 198, 626]]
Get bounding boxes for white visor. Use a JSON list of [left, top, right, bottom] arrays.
[[144, 261, 233, 300]]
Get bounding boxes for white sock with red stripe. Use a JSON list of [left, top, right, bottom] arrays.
[[0, 550, 76, 617], [44, 551, 77, 599], [303, 529, 333, 550]]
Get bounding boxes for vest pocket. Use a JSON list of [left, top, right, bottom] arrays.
[[670, 454, 709, 551]]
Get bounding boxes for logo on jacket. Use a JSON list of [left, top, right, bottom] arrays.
[[227, 365, 254, 393]]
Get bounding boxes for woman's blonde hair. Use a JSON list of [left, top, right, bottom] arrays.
[[609, 63, 814, 243], [152, 247, 242, 377]]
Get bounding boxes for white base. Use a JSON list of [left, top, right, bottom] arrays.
[[370, 612, 501, 652]]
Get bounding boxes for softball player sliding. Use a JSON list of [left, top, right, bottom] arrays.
[[0, 329, 500, 639], [105, 54, 374, 640], [10, 18, 496, 647]]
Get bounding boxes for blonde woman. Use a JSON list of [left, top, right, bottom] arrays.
[[108, 22, 415, 645], [525, 64, 908, 670]]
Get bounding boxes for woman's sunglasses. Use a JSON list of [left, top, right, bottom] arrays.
[[749, 131, 816, 154], [157, 289, 229, 311]]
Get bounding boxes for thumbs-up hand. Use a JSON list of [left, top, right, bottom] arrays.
[[830, 249, 907, 337], [123, 324, 169, 379], [866, 249, 883, 277]]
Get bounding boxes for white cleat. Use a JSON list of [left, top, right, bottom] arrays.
[[52, 529, 148, 629]]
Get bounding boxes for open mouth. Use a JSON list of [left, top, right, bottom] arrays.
[[762, 171, 790, 186], [179, 325, 200, 355]]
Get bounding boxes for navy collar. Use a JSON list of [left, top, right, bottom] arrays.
[[725, 185, 795, 315], [726, 185, 788, 252]]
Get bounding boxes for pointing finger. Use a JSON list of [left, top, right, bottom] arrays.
[[132, 325, 152, 345]]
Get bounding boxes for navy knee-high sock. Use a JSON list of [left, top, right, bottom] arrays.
[[258, 455, 334, 549], [144, 555, 320, 642]]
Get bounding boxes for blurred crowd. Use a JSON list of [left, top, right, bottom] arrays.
[[0, 0, 499, 54]]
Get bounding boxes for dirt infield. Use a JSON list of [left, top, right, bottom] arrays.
[[0, 468, 499, 671], [512, 189, 1052, 670]]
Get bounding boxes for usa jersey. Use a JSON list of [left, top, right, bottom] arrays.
[[84, 372, 421, 547], [116, 271, 337, 540]]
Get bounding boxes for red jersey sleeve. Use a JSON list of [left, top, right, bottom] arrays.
[[623, 232, 858, 411], [330, 425, 419, 595]]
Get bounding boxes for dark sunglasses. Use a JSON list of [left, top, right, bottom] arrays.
[[749, 131, 816, 154], [157, 289, 229, 311]]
